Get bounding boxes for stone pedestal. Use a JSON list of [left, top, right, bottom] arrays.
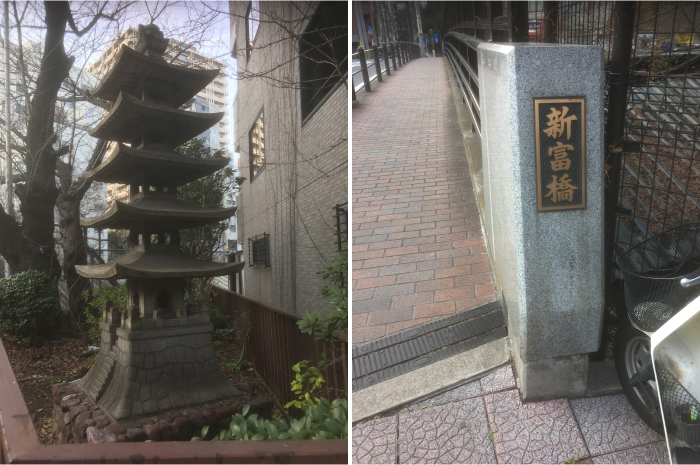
[[477, 43, 604, 401], [80, 304, 239, 421]]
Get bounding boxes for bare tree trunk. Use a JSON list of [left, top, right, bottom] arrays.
[[58, 187, 89, 322], [0, 2, 75, 279], [57, 139, 107, 322]]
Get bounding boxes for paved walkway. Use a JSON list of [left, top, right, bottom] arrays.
[[352, 365, 670, 464], [352, 57, 494, 347]]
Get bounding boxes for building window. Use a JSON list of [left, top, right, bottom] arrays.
[[249, 109, 265, 180], [248, 233, 270, 268], [245, 1, 260, 61], [299, 2, 348, 122]]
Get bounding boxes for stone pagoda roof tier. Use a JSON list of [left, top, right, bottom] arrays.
[[76, 250, 245, 279], [80, 195, 236, 230], [91, 45, 220, 107], [88, 92, 223, 148], [84, 143, 229, 186]]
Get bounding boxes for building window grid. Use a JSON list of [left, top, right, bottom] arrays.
[[334, 202, 348, 253], [248, 233, 270, 268]]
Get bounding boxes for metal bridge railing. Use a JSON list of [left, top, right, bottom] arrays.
[[352, 41, 422, 102], [442, 31, 484, 136]]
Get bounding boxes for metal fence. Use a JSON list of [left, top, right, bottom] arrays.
[[352, 41, 422, 101], [442, 1, 700, 358], [211, 287, 348, 412], [0, 336, 346, 463]]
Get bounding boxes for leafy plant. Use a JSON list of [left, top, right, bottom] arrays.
[[564, 458, 580, 464], [227, 362, 242, 372], [192, 399, 348, 441], [285, 361, 325, 410], [214, 328, 236, 341], [297, 249, 347, 341], [43, 376, 62, 386], [82, 284, 127, 342], [209, 305, 230, 331], [0, 270, 61, 338], [488, 430, 495, 441]]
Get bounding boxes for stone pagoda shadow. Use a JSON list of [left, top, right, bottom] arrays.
[[51, 24, 265, 444]]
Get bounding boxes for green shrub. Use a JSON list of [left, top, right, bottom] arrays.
[[227, 362, 242, 372], [210, 305, 230, 330], [82, 284, 127, 342], [297, 249, 347, 341], [285, 361, 325, 410], [0, 270, 61, 337], [192, 398, 348, 441]]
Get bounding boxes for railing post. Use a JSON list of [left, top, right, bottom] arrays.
[[382, 43, 391, 76], [372, 44, 382, 82], [400, 42, 405, 65], [391, 42, 398, 70], [604, 1, 635, 319], [352, 84, 357, 101], [357, 46, 372, 92]]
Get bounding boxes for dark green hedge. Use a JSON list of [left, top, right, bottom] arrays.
[[0, 270, 61, 337]]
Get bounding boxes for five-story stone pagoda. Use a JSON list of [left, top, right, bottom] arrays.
[[75, 24, 245, 421]]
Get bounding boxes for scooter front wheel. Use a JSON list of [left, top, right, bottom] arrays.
[[614, 317, 664, 434]]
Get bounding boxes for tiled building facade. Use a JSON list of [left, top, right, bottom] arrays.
[[230, 1, 347, 314]]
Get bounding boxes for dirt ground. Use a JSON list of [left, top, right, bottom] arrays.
[[3, 332, 284, 445]]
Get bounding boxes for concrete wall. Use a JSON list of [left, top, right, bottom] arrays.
[[231, 2, 348, 315]]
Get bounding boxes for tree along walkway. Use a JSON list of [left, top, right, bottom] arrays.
[[352, 57, 496, 348]]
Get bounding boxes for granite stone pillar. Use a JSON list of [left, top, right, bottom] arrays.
[[477, 43, 604, 401]]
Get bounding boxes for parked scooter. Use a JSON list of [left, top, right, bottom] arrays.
[[615, 223, 700, 463]]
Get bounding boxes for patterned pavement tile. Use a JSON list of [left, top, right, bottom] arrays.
[[480, 365, 516, 394], [398, 397, 496, 464], [405, 380, 482, 411], [569, 395, 664, 456], [591, 441, 669, 464], [484, 389, 589, 464], [352, 416, 398, 464]]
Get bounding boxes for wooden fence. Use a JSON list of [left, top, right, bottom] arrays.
[[211, 287, 348, 410]]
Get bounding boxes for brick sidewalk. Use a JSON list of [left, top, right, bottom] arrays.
[[352, 58, 495, 346]]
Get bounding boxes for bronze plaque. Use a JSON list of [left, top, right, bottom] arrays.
[[534, 97, 586, 212]]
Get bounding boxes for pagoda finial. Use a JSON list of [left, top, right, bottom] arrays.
[[136, 24, 169, 58]]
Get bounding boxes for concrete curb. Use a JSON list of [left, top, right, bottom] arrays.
[[352, 337, 511, 422]]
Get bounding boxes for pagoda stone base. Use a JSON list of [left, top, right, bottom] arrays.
[[79, 308, 243, 421], [51, 380, 273, 444]]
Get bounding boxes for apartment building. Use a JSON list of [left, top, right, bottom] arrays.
[[230, 1, 348, 315], [88, 26, 231, 205]]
